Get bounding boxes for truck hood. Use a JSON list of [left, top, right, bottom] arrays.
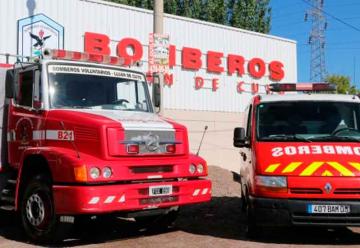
[[255, 142, 360, 177]]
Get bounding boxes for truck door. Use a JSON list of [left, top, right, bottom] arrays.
[[7, 66, 45, 168], [240, 104, 253, 190]]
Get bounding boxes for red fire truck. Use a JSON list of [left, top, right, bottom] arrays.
[[0, 50, 211, 242], [234, 83, 360, 235]]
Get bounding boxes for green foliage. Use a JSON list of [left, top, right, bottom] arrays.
[[325, 74, 358, 94], [104, 0, 271, 34]]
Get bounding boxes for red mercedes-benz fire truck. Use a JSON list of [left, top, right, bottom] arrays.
[[0, 50, 211, 242], [234, 83, 360, 235]]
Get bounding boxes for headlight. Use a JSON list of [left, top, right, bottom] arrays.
[[255, 176, 287, 188], [189, 164, 196, 174], [89, 167, 100, 179], [102, 167, 112, 178], [197, 164, 204, 174]]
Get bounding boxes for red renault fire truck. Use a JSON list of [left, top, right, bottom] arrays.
[[234, 83, 360, 235], [0, 50, 211, 242]]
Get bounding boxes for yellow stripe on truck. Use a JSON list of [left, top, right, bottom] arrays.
[[300, 162, 324, 176], [327, 161, 354, 176], [265, 163, 281, 173], [281, 162, 302, 173], [348, 162, 360, 172]]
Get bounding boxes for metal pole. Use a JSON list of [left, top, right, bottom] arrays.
[[153, 0, 164, 115]]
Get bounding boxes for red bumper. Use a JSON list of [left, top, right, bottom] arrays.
[[53, 179, 211, 214]]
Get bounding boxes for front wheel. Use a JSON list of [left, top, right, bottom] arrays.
[[21, 176, 70, 243]]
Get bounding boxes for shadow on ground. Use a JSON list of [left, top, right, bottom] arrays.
[[2, 197, 360, 247]]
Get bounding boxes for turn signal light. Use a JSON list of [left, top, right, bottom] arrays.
[[127, 144, 140, 154], [74, 165, 87, 182]]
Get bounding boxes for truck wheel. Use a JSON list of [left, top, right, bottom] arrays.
[[20, 176, 70, 243], [244, 192, 262, 239], [135, 209, 179, 230]]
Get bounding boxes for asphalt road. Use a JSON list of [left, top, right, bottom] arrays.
[[1, 166, 360, 248]]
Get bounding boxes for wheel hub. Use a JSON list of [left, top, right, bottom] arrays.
[[26, 193, 45, 227]]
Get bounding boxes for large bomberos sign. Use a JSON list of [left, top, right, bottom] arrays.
[[84, 32, 285, 93]]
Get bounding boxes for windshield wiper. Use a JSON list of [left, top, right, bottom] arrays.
[[307, 135, 360, 142], [261, 134, 312, 142]]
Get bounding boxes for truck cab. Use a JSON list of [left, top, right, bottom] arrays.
[[0, 50, 211, 242], [234, 83, 360, 234]]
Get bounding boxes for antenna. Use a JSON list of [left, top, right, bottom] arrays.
[[305, 0, 327, 82], [196, 125, 208, 156]]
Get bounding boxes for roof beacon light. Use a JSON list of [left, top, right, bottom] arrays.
[[43, 49, 127, 67], [269, 83, 336, 92]]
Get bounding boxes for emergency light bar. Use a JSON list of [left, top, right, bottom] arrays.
[[269, 83, 336, 92], [43, 49, 142, 67]]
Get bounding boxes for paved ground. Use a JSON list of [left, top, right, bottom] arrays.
[[1, 166, 360, 247]]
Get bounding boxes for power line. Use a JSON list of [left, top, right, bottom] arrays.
[[302, 0, 360, 33]]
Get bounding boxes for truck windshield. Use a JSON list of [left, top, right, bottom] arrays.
[[47, 64, 152, 112], [257, 101, 360, 142]]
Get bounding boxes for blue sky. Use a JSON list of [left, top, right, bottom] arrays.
[[270, 0, 360, 86]]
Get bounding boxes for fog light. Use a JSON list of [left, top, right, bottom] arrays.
[[189, 164, 196, 174], [102, 167, 112, 178], [90, 167, 100, 179], [197, 164, 204, 174]]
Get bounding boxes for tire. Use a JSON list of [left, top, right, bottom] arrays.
[[20, 175, 71, 243], [243, 191, 262, 239], [135, 209, 179, 230]]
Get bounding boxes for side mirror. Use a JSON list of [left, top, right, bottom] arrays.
[[233, 127, 247, 148], [5, 69, 14, 98], [33, 70, 43, 110], [152, 83, 161, 108]]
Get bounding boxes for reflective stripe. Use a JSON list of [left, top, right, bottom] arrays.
[[119, 195, 125, 203], [265, 163, 280, 173], [33, 130, 45, 140], [327, 162, 354, 176], [348, 162, 360, 171], [89, 197, 100, 204], [300, 162, 324, 176], [322, 170, 333, 176], [282, 162, 302, 173], [193, 189, 200, 196], [201, 188, 208, 195], [104, 196, 115, 204]]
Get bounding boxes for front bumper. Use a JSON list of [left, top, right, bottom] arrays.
[[250, 196, 360, 227], [53, 179, 211, 214]]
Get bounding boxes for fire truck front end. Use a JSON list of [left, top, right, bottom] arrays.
[[234, 83, 360, 233]]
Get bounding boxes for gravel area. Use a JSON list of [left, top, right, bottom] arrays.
[[1, 166, 360, 248]]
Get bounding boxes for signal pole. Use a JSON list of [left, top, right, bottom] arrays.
[[305, 0, 327, 82], [153, 0, 164, 115]]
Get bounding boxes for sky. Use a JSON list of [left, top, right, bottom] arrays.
[[270, 0, 360, 86]]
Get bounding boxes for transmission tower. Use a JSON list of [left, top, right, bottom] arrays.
[[305, 0, 327, 82]]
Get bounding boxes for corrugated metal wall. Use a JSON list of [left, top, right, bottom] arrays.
[[0, 0, 297, 113]]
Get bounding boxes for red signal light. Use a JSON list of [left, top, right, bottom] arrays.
[[269, 83, 336, 92], [165, 144, 176, 153], [127, 144, 140, 154]]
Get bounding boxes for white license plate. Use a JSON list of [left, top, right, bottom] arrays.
[[307, 204, 350, 214], [149, 185, 172, 196]]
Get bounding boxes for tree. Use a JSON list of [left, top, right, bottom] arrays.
[[104, 0, 272, 34], [325, 74, 358, 94]]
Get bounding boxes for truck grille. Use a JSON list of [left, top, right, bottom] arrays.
[[75, 127, 98, 141], [130, 165, 173, 174], [290, 188, 323, 194], [334, 188, 360, 195]]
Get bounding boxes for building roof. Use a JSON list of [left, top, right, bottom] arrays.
[[260, 93, 360, 103]]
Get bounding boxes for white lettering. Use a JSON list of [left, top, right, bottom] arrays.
[[323, 145, 336, 154], [298, 146, 310, 155], [284, 146, 297, 155], [335, 146, 353, 155], [354, 147, 360, 155], [311, 145, 322, 154], [272, 147, 283, 157]]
